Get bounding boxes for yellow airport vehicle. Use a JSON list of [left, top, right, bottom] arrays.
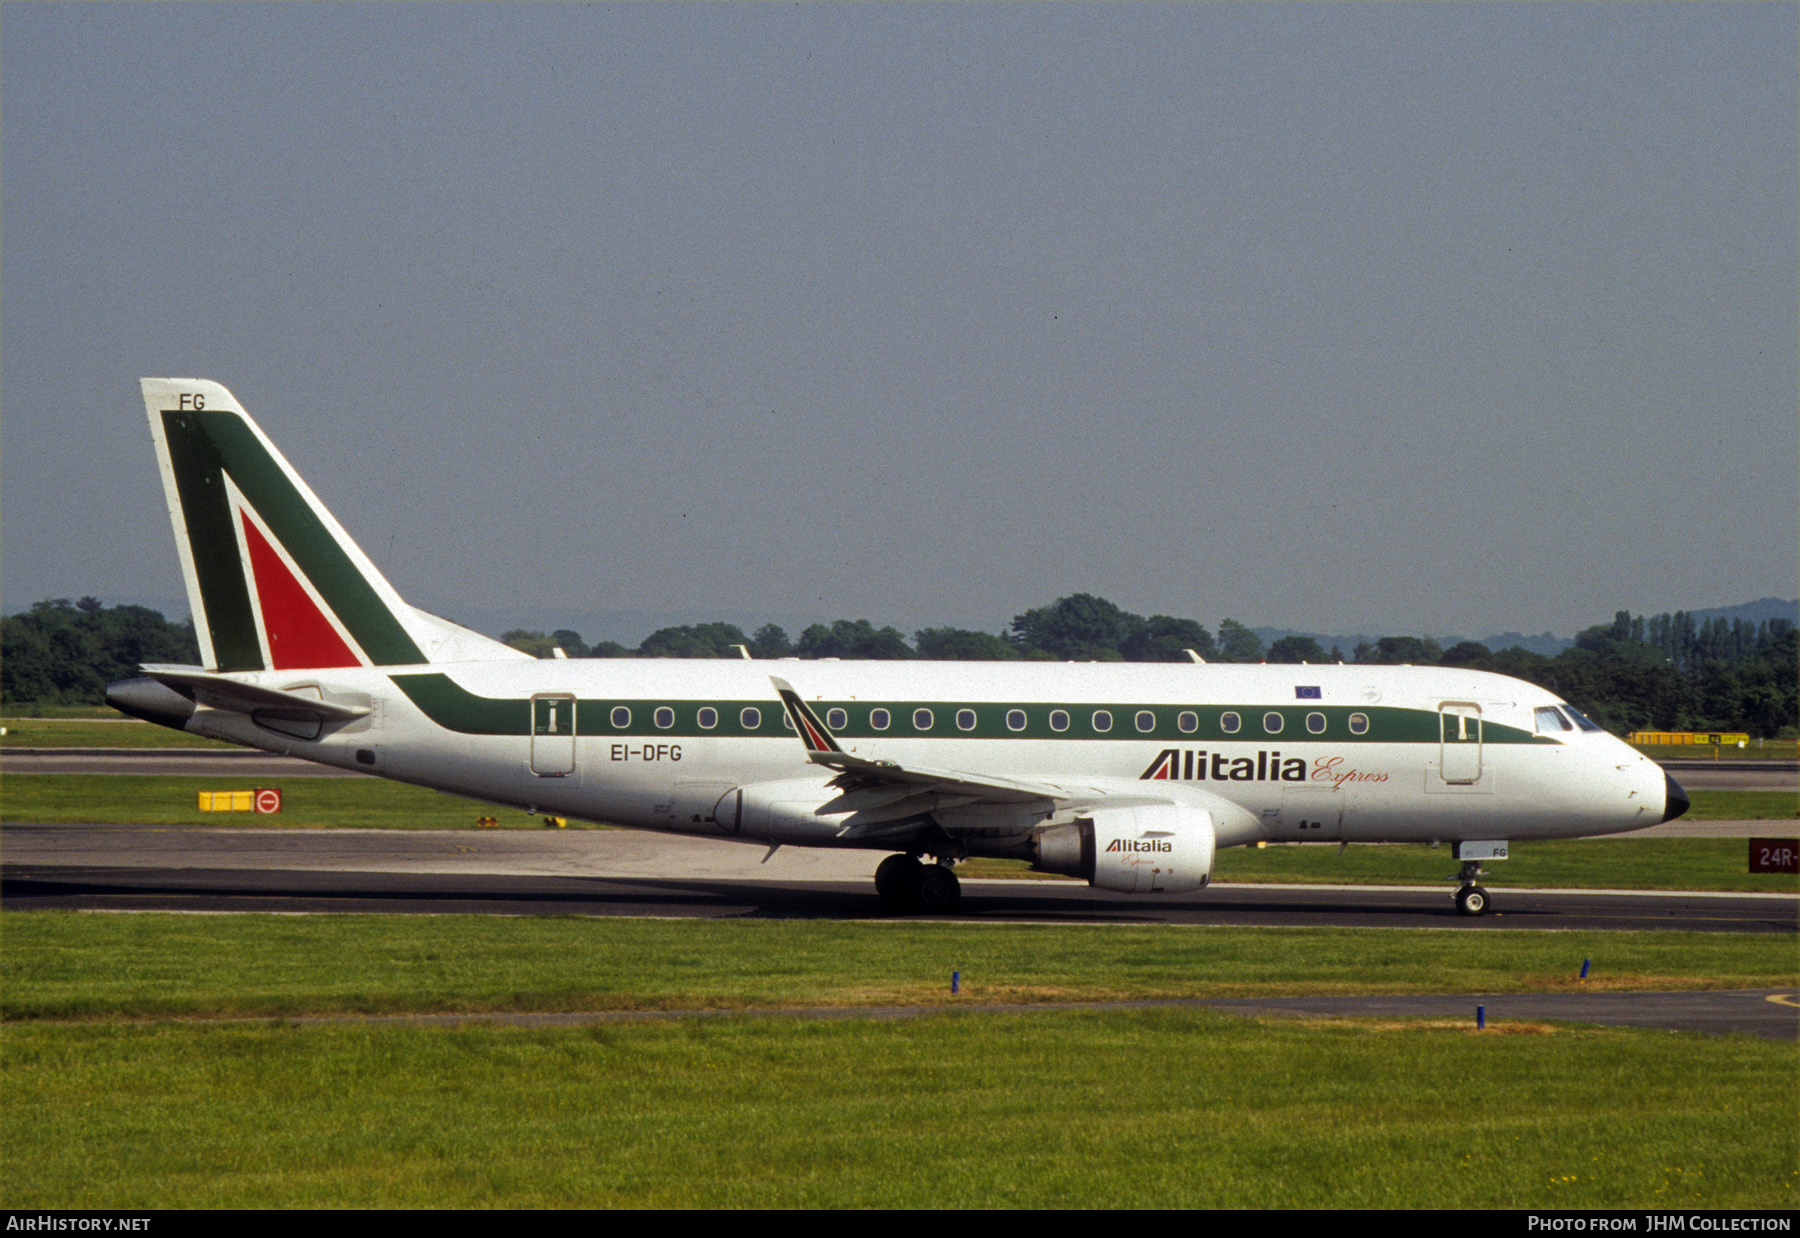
[[1629, 731, 1749, 746]]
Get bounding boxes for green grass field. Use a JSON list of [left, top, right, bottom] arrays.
[[1678, 788, 1800, 819], [1, 716, 233, 748], [6, 1012, 1793, 1208], [9, 914, 1793, 1020], [3, 914, 1795, 1208], [1, 704, 132, 720], [0, 773, 562, 830]]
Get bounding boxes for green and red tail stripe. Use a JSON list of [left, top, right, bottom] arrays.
[[234, 493, 364, 669], [142, 378, 431, 672]]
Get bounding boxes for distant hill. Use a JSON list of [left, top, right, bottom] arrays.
[[1682, 597, 1798, 627], [1471, 631, 1571, 658], [1250, 627, 1571, 659], [1248, 598, 1798, 661]]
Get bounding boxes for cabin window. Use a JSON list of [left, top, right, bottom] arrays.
[[1263, 712, 1284, 735], [653, 707, 674, 730], [1092, 710, 1113, 733], [1050, 710, 1070, 732], [1306, 712, 1326, 734], [1178, 711, 1198, 734], [610, 706, 631, 729], [1348, 712, 1369, 735], [826, 708, 848, 730], [1221, 711, 1241, 734], [956, 709, 977, 731], [698, 707, 718, 729], [870, 708, 890, 730], [1006, 709, 1027, 732], [740, 707, 761, 729], [1135, 710, 1156, 733], [1535, 706, 1573, 734], [913, 709, 934, 731]]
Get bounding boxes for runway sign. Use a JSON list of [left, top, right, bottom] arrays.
[[196, 789, 283, 813], [1750, 839, 1798, 873]]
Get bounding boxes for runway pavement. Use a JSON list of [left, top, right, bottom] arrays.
[[6, 823, 1794, 1040], [4, 824, 1794, 934]]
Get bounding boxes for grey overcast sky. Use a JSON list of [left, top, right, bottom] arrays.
[[4, 3, 1795, 644]]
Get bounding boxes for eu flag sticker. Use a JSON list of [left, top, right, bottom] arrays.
[[1295, 686, 1322, 699]]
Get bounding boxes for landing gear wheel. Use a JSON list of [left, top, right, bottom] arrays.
[[913, 864, 962, 914], [1455, 885, 1490, 917], [875, 854, 924, 910]]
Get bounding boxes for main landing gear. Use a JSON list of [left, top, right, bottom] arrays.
[[875, 853, 962, 914], [1453, 860, 1491, 917]]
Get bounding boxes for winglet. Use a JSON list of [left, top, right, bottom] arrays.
[[769, 676, 844, 755]]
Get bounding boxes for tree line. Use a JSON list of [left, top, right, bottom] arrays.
[[506, 595, 1797, 739], [2, 598, 201, 706], [7, 594, 1794, 737]]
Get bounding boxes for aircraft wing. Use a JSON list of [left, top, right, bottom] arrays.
[[770, 676, 1072, 837]]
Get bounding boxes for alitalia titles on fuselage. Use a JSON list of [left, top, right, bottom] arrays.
[[1140, 749, 1393, 788]]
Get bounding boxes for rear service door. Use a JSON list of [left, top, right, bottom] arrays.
[[532, 693, 576, 777]]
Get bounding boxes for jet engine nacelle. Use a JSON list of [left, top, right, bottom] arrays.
[[1032, 802, 1215, 893]]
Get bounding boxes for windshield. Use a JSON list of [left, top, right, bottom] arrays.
[[1559, 704, 1605, 733]]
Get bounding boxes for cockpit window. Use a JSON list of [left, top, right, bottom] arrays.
[[1534, 706, 1572, 734], [1560, 705, 1605, 733]]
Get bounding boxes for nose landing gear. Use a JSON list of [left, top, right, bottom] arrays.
[[1454, 880, 1491, 916], [1448, 841, 1507, 917], [1453, 860, 1491, 917]]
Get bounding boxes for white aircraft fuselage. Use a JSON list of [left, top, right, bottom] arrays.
[[110, 378, 1687, 915], [165, 658, 1669, 850]]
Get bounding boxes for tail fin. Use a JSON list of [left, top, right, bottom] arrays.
[[141, 378, 525, 671]]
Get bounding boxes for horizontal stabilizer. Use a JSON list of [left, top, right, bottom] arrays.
[[138, 664, 371, 720]]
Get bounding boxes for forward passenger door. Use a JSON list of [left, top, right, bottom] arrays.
[[1437, 702, 1482, 785]]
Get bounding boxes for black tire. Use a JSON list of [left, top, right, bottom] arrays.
[[1456, 885, 1490, 917], [914, 865, 962, 913], [876, 854, 924, 909]]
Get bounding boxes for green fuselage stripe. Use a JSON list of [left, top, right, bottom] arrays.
[[391, 674, 1547, 745]]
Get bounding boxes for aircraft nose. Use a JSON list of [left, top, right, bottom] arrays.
[[1661, 773, 1690, 823]]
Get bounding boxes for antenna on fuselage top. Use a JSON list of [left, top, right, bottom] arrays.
[[1184, 649, 1206, 664], [732, 644, 752, 660]]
